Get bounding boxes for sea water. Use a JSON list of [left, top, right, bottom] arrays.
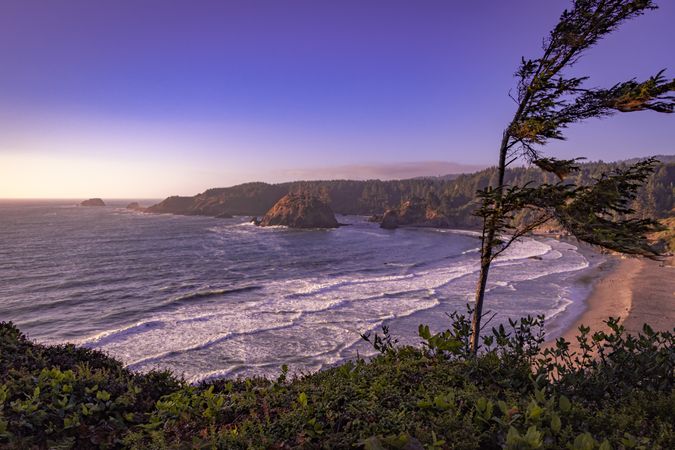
[[0, 200, 601, 382]]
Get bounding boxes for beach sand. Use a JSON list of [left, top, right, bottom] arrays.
[[549, 255, 674, 351]]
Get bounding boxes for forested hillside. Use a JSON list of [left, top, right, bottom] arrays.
[[147, 156, 675, 226]]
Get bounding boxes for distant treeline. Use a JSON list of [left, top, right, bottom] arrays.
[[148, 156, 675, 226]]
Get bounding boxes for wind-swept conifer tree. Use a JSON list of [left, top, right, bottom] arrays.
[[470, 0, 674, 353]]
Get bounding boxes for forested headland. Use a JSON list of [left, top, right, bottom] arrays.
[[148, 156, 675, 228]]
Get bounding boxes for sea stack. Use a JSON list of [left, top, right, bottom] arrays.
[[379, 210, 399, 229], [259, 193, 339, 229], [379, 195, 450, 228], [80, 198, 105, 207]]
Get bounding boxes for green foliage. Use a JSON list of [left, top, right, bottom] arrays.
[[361, 325, 399, 354], [555, 159, 664, 256], [475, 158, 665, 261], [649, 217, 675, 253], [2, 316, 673, 449], [507, 0, 671, 162], [0, 321, 183, 449], [470, 0, 673, 355]]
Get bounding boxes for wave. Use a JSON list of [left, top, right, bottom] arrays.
[[92, 270, 450, 375], [188, 294, 442, 383], [171, 285, 262, 303], [2, 202, 605, 382], [81, 320, 166, 347], [125, 318, 301, 370], [434, 229, 482, 237], [495, 238, 552, 262], [545, 293, 574, 322], [287, 273, 416, 298], [384, 262, 416, 267]]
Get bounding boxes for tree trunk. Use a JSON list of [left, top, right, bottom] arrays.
[[470, 233, 494, 353], [470, 130, 509, 354]]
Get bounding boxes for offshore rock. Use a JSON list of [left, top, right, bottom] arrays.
[[126, 202, 144, 211], [379, 210, 399, 229], [80, 198, 105, 207], [259, 193, 339, 229]]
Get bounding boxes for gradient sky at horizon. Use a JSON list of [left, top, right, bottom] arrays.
[[1, 0, 673, 198]]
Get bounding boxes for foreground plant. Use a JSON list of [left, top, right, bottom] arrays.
[[2, 316, 673, 449]]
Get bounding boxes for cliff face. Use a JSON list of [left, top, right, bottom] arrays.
[[80, 198, 105, 207], [259, 193, 339, 228], [145, 195, 202, 215], [145, 183, 286, 216]]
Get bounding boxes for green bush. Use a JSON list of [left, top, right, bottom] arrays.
[[0, 323, 182, 448], [1, 313, 673, 449]]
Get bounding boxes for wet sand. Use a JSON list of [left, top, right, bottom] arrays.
[[549, 255, 674, 350]]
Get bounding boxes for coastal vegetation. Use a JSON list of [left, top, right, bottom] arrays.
[[648, 217, 675, 253], [1, 314, 673, 449], [146, 157, 675, 227], [466, 0, 674, 353]]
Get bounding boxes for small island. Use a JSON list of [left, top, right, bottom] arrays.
[[258, 192, 339, 228], [80, 198, 105, 207], [380, 194, 449, 229]]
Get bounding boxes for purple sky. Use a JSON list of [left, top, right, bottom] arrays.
[[1, 0, 673, 198]]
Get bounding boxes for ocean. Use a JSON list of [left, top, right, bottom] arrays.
[[0, 200, 603, 382]]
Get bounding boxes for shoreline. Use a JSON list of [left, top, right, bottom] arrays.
[[548, 254, 674, 350]]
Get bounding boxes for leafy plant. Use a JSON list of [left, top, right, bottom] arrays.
[[2, 316, 674, 448]]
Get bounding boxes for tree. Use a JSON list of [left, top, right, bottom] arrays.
[[469, 0, 675, 354]]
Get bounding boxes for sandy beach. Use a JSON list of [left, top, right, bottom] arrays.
[[551, 255, 675, 350]]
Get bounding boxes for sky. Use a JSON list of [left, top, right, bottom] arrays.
[[0, 0, 673, 198]]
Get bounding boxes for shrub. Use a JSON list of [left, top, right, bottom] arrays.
[[1, 315, 673, 449]]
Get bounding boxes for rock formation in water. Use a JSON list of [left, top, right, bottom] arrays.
[[259, 193, 339, 228], [380, 194, 450, 228], [80, 198, 105, 207], [379, 210, 399, 229]]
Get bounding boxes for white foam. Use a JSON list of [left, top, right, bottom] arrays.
[[80, 232, 595, 382], [462, 247, 480, 254], [434, 229, 482, 237], [494, 237, 551, 262], [87, 258, 473, 374], [88, 308, 302, 366]]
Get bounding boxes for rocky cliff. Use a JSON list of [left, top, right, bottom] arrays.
[[146, 183, 286, 216], [259, 193, 339, 228]]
